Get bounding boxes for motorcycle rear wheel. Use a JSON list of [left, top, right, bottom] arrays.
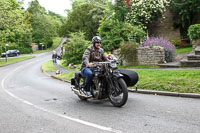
[[108, 78, 128, 107]]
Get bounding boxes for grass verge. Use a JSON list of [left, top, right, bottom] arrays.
[[54, 68, 200, 94], [41, 60, 58, 72], [130, 69, 200, 93], [176, 46, 193, 54], [0, 56, 34, 66]]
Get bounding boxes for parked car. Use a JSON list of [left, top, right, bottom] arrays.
[[1, 50, 20, 57]]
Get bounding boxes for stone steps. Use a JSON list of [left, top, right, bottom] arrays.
[[180, 46, 200, 67], [180, 59, 200, 67], [187, 54, 200, 60], [195, 46, 200, 55]]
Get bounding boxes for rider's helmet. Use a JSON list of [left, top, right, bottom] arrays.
[[92, 36, 101, 46]]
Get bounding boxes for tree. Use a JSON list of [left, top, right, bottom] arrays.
[[27, 0, 59, 49], [98, 0, 146, 52], [27, 0, 46, 14], [30, 14, 57, 48], [59, 3, 100, 40], [98, 18, 145, 52], [113, 0, 129, 22], [64, 32, 90, 65], [0, 0, 32, 48], [170, 0, 200, 38], [126, 0, 170, 30]]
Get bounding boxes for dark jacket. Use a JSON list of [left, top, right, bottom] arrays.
[[52, 53, 57, 59], [81, 45, 108, 68]]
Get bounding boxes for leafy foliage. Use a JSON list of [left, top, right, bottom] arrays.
[[27, 0, 61, 49], [188, 24, 200, 40], [0, 0, 32, 54], [170, 0, 200, 38], [119, 41, 139, 65], [170, 39, 181, 47], [98, 19, 145, 52], [59, 2, 102, 40], [113, 0, 129, 22], [140, 37, 176, 62], [126, 0, 170, 30], [63, 32, 90, 65]]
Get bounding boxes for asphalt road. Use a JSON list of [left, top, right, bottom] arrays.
[[0, 51, 200, 133]]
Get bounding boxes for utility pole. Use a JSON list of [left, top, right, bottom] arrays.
[[5, 43, 8, 62]]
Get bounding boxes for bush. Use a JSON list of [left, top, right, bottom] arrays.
[[170, 40, 181, 47], [140, 37, 176, 62], [63, 32, 90, 65], [188, 24, 200, 40], [6, 43, 32, 54], [18, 47, 32, 54], [119, 41, 139, 65], [98, 19, 146, 52]]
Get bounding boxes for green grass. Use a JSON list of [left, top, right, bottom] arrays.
[[55, 68, 200, 94], [41, 60, 58, 72], [176, 46, 193, 54], [0, 56, 34, 66], [118, 65, 160, 69], [130, 69, 200, 93], [33, 37, 61, 54], [54, 71, 77, 81]]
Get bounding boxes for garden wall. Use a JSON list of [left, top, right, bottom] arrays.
[[137, 47, 165, 66], [148, 9, 200, 40]]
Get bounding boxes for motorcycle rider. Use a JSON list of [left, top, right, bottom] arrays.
[[81, 36, 108, 97]]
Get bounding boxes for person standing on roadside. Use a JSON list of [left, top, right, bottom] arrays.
[[52, 50, 58, 64]]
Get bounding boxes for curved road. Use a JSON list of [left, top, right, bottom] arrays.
[[0, 50, 200, 133]]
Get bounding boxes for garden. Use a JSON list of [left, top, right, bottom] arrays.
[[50, 0, 200, 94]]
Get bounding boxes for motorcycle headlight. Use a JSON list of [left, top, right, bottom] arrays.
[[110, 62, 117, 68]]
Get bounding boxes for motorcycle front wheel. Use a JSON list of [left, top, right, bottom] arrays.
[[108, 78, 128, 107]]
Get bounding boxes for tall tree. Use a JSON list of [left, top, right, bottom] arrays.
[[59, 2, 100, 40], [0, 0, 32, 47], [170, 0, 200, 38], [27, 0, 59, 49]]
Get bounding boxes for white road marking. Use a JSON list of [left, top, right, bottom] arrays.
[[1, 64, 122, 133]]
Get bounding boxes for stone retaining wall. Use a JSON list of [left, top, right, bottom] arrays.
[[137, 47, 165, 66]]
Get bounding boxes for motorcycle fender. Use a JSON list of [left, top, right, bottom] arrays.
[[113, 73, 123, 79]]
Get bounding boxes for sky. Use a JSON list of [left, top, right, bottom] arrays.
[[23, 0, 72, 16]]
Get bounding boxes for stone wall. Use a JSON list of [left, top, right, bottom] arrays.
[[148, 9, 181, 40], [137, 47, 165, 66], [148, 9, 200, 40]]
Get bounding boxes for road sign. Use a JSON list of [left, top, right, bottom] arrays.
[[5, 43, 8, 46]]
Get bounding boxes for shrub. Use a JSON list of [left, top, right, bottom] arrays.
[[170, 40, 181, 47], [98, 19, 146, 52], [140, 37, 176, 62], [119, 41, 139, 65], [63, 32, 90, 65], [5, 43, 32, 54], [126, 0, 170, 30], [188, 24, 200, 40]]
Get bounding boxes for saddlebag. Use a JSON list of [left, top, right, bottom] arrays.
[[118, 69, 139, 87]]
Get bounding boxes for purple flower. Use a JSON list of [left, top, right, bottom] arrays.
[[140, 37, 176, 62]]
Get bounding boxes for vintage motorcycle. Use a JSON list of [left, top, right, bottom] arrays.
[[71, 55, 139, 107]]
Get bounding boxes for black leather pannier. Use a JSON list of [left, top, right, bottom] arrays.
[[118, 69, 139, 87]]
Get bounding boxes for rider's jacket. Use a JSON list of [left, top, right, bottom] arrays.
[[81, 44, 108, 69]]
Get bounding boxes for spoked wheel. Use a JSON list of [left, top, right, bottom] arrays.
[[108, 78, 128, 107]]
